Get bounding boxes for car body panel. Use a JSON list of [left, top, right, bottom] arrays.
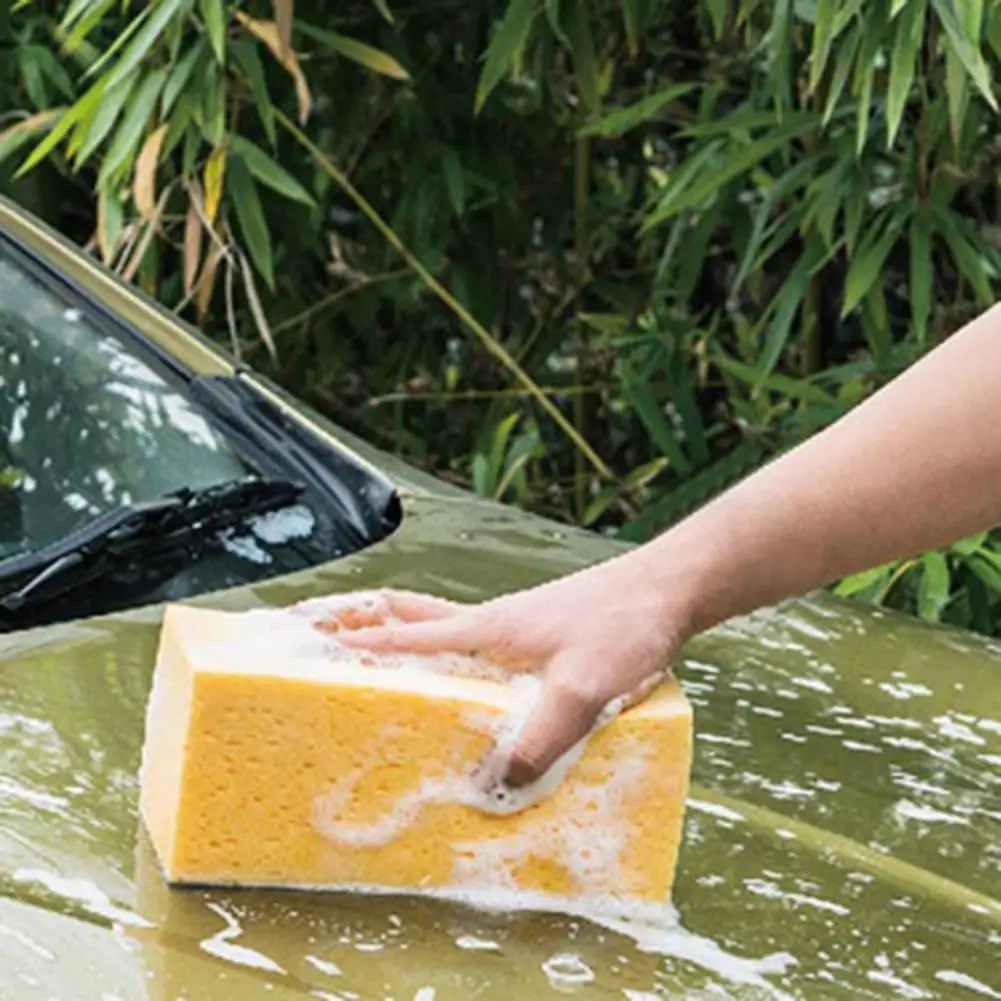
[[0, 197, 999, 999]]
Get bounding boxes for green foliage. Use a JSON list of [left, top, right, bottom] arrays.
[[3, 0, 1001, 634]]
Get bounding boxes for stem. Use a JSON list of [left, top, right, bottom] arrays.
[[276, 110, 613, 484], [574, 133, 592, 518]]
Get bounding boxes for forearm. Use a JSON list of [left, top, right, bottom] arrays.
[[632, 302, 1001, 639]]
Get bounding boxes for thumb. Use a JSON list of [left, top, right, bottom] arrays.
[[501, 654, 612, 789]]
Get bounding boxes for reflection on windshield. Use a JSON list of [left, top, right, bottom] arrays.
[[0, 244, 249, 555]]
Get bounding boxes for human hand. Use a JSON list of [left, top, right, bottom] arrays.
[[333, 556, 690, 792]]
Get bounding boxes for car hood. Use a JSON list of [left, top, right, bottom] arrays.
[[0, 491, 999, 1001]]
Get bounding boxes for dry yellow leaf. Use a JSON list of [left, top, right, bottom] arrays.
[[122, 189, 169, 283], [203, 147, 227, 224], [133, 124, 169, 220], [235, 12, 311, 123], [196, 240, 225, 320], [275, 0, 294, 61], [183, 196, 204, 295], [238, 249, 277, 360]]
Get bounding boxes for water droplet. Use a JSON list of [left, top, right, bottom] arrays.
[[542, 952, 595, 988]]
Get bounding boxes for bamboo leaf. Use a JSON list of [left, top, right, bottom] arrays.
[[732, 155, 818, 296], [823, 23, 860, 126], [98, 69, 168, 187], [988, 3, 1001, 61], [936, 210, 993, 308], [105, 0, 189, 90], [162, 39, 208, 116], [70, 72, 134, 165], [756, 240, 825, 383], [715, 352, 836, 406], [918, 552, 951, 621], [183, 194, 203, 294], [230, 134, 314, 205], [809, 0, 836, 92], [706, 0, 727, 39], [59, 0, 117, 56], [121, 188, 168, 282], [239, 249, 277, 359], [236, 12, 312, 123], [474, 0, 539, 114], [945, 44, 970, 144], [566, 0, 599, 111], [833, 564, 893, 597], [909, 212, 932, 342], [274, 0, 293, 60], [0, 110, 63, 165], [886, 0, 926, 148], [201, 0, 227, 61], [196, 238, 224, 319], [227, 154, 275, 290], [133, 123, 169, 218], [544, 0, 570, 48], [163, 88, 198, 159], [966, 551, 1001, 592], [577, 83, 696, 137], [35, 47, 75, 100], [297, 22, 410, 80], [16, 79, 107, 176], [645, 117, 819, 226], [768, 0, 793, 106], [622, 0, 640, 57], [96, 186, 125, 265], [931, 0, 997, 109], [618, 362, 692, 475], [854, 45, 877, 154], [440, 147, 465, 216], [680, 108, 817, 137], [832, 0, 865, 35], [666, 351, 710, 465], [59, 0, 106, 35], [841, 213, 906, 317], [232, 40, 276, 147], [203, 146, 227, 223], [371, 0, 394, 23]]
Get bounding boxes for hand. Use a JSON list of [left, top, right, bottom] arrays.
[[333, 556, 690, 790]]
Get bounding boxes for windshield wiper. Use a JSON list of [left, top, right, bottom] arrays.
[[0, 476, 304, 619]]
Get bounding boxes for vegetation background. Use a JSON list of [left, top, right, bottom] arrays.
[[3, 0, 1001, 634]]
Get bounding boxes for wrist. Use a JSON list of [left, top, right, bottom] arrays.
[[619, 526, 725, 650]]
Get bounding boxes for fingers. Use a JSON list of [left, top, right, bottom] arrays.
[[502, 654, 609, 788], [334, 616, 474, 655], [498, 661, 668, 790], [380, 589, 463, 623]]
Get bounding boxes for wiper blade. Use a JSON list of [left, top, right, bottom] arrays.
[[0, 475, 304, 617]]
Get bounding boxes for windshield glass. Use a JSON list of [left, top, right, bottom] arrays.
[[0, 241, 252, 557]]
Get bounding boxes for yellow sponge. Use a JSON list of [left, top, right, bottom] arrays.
[[138, 595, 693, 911]]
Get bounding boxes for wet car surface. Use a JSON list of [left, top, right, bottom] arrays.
[[0, 197, 999, 1000]]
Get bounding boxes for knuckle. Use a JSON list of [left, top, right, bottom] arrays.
[[550, 672, 605, 715]]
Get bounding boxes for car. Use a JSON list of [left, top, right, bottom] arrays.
[[0, 194, 998, 1001]]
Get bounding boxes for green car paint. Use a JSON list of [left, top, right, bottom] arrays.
[[0, 196, 999, 1000]]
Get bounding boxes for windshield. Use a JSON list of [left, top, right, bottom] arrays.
[[0, 242, 254, 558]]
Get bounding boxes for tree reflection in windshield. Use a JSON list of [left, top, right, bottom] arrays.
[[0, 245, 250, 556]]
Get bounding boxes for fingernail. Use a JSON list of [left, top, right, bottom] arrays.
[[502, 756, 537, 790]]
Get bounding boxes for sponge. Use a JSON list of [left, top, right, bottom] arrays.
[[138, 594, 693, 912]]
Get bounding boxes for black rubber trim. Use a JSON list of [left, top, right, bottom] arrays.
[[187, 375, 401, 549]]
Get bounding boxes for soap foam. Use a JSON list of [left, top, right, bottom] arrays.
[[210, 592, 635, 819]]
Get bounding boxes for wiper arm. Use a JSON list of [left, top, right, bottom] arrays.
[[0, 475, 304, 618]]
